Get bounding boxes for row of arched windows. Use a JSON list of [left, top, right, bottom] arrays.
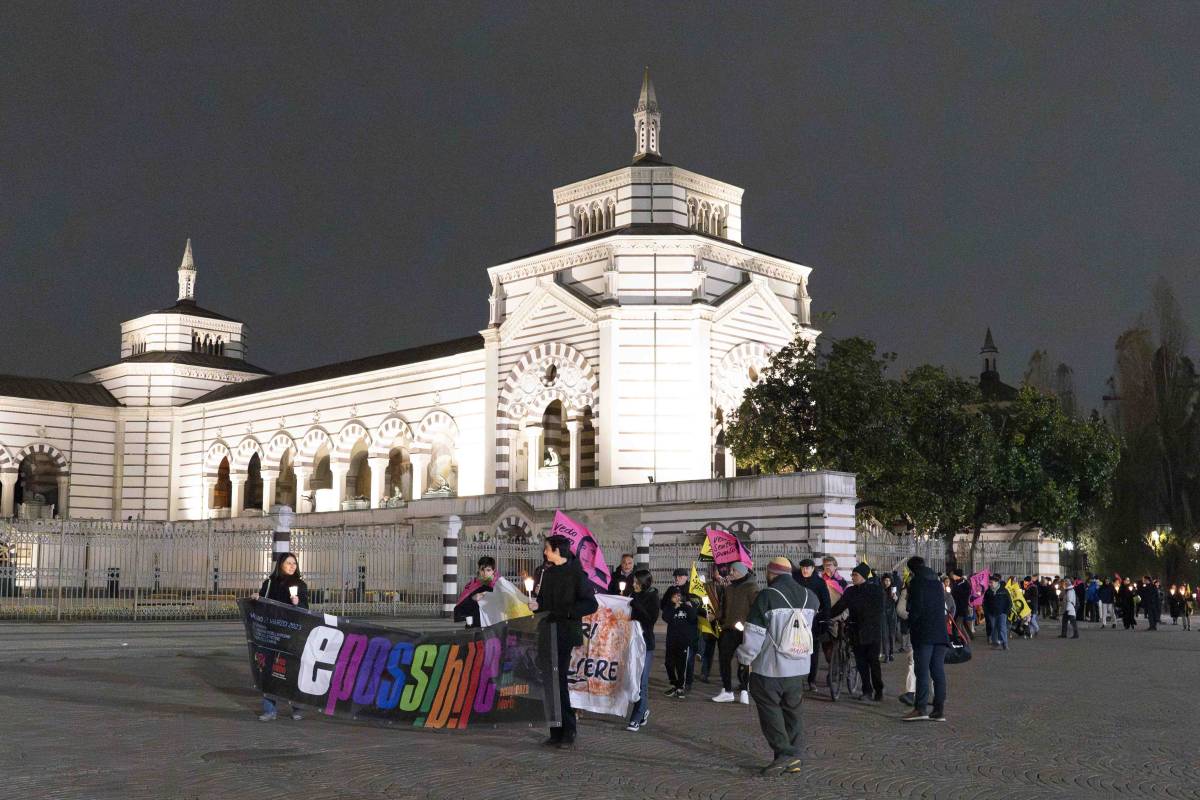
[[192, 332, 225, 356], [575, 199, 616, 237], [688, 197, 728, 238]]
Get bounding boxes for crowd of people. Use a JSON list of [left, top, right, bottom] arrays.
[[252, 545, 1196, 775]]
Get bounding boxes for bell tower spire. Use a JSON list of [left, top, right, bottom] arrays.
[[632, 67, 662, 161], [177, 238, 196, 301]]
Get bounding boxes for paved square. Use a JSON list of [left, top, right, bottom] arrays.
[[2, 620, 1198, 800]]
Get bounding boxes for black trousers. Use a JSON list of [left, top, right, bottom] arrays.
[[1060, 613, 1078, 637], [549, 626, 576, 741], [718, 629, 748, 692], [665, 642, 690, 688], [851, 641, 883, 697]]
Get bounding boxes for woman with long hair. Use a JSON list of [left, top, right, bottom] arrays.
[[251, 551, 309, 721]]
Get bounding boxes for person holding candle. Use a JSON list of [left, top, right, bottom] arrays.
[[712, 561, 757, 704], [453, 556, 497, 628], [608, 553, 636, 596], [530, 535, 598, 750], [250, 552, 309, 722]]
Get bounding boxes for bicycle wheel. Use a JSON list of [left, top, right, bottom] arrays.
[[843, 639, 861, 696], [828, 639, 843, 702]]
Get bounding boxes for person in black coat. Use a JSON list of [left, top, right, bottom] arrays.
[[608, 554, 636, 596], [902, 557, 949, 722], [1141, 579, 1161, 630], [531, 535, 599, 749], [626, 569, 660, 730], [1117, 579, 1137, 629], [661, 585, 699, 697], [949, 570, 971, 631], [252, 552, 309, 721], [792, 558, 831, 690], [452, 556, 496, 628], [830, 563, 884, 701], [982, 576, 1012, 650]]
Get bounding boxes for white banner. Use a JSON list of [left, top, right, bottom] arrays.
[[567, 593, 646, 718], [477, 577, 535, 628]]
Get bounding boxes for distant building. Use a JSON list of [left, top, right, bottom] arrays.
[[978, 327, 1019, 403]]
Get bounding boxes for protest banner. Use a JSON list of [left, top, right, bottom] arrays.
[[968, 570, 990, 606], [550, 510, 612, 590], [477, 577, 535, 627], [704, 528, 753, 567], [1005, 579, 1031, 621], [568, 593, 645, 717], [238, 598, 555, 729]]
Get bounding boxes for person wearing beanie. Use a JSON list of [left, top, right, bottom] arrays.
[[791, 557, 832, 691], [713, 560, 758, 704], [736, 555, 819, 775], [829, 563, 885, 701]]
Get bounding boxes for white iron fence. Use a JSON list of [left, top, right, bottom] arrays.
[[0, 519, 441, 621]]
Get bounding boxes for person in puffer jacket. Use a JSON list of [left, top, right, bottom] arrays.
[[736, 557, 819, 777]]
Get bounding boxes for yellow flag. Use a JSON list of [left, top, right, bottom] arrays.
[[1005, 578, 1031, 621], [699, 535, 713, 560], [690, 563, 718, 636]]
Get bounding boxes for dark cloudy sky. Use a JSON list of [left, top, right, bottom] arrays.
[[2, 3, 1197, 408]]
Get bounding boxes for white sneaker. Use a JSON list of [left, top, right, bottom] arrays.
[[739, 690, 750, 705], [712, 690, 736, 703]]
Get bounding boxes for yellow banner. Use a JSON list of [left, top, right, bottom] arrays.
[[1005, 579, 1031, 621]]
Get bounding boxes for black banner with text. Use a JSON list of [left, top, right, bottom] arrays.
[[238, 599, 557, 730]]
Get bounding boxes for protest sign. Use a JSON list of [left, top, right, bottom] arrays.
[[239, 598, 554, 729], [567, 594, 645, 717], [550, 510, 612, 590], [704, 528, 753, 567]]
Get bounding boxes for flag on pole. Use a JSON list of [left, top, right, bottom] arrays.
[[704, 528, 753, 567], [550, 510, 612, 591]]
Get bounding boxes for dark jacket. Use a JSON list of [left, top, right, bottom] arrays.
[[1024, 584, 1039, 613], [535, 557, 599, 648], [950, 578, 971, 619], [906, 567, 949, 646], [983, 586, 1012, 617], [718, 575, 758, 629], [629, 588, 661, 651], [829, 581, 884, 645], [258, 575, 309, 609], [792, 570, 832, 635], [662, 594, 699, 649], [1098, 584, 1114, 604], [608, 568, 635, 597], [452, 579, 494, 628]]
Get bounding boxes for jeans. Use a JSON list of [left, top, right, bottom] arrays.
[[718, 629, 748, 692], [748, 674, 805, 759], [1061, 614, 1078, 638], [988, 613, 1008, 646], [912, 643, 947, 714], [1027, 613, 1040, 637], [262, 695, 302, 716], [629, 646, 654, 723]]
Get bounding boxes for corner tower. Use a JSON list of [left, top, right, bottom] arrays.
[[633, 67, 662, 161]]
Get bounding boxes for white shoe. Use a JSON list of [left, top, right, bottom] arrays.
[[712, 690, 736, 703], [738, 690, 750, 705]]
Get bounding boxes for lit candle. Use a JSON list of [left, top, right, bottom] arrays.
[[523, 577, 535, 595], [288, 585, 299, 598], [735, 621, 745, 631], [619, 581, 627, 594]]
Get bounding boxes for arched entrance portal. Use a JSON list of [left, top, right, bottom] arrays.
[[211, 457, 232, 511], [244, 454, 263, 512], [14, 452, 62, 518]]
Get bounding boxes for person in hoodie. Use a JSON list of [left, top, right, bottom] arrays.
[[982, 574, 1012, 651], [791, 558, 831, 691], [529, 535, 599, 750], [1085, 577, 1100, 623], [829, 563, 884, 701], [660, 584, 699, 698], [625, 569, 659, 731], [736, 557, 819, 776], [713, 561, 758, 705]]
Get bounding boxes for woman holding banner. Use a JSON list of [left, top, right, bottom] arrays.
[[251, 552, 309, 722], [530, 535, 598, 750]]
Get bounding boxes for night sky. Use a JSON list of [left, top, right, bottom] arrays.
[[2, 3, 1197, 408]]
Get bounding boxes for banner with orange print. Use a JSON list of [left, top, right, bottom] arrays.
[[567, 593, 647, 717]]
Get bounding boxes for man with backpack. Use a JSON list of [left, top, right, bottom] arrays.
[[736, 557, 819, 776]]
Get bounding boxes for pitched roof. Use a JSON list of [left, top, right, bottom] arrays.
[[152, 298, 241, 323], [186, 334, 484, 405], [980, 372, 1019, 403], [0, 374, 122, 407]]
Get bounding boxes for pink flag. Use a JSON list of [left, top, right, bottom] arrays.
[[551, 510, 612, 591], [968, 570, 989, 604], [455, 577, 486, 607], [704, 528, 753, 568]]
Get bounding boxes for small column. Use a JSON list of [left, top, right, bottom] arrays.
[[367, 457, 388, 508], [292, 467, 310, 513], [330, 462, 348, 510], [201, 477, 214, 519], [524, 425, 543, 491], [0, 471, 17, 518], [565, 419, 581, 490], [410, 452, 431, 500], [229, 475, 244, 517], [56, 475, 70, 518], [634, 525, 653, 570], [271, 504, 294, 554], [260, 470, 278, 513], [442, 514, 462, 618]]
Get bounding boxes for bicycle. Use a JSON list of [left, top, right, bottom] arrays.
[[827, 618, 860, 702]]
